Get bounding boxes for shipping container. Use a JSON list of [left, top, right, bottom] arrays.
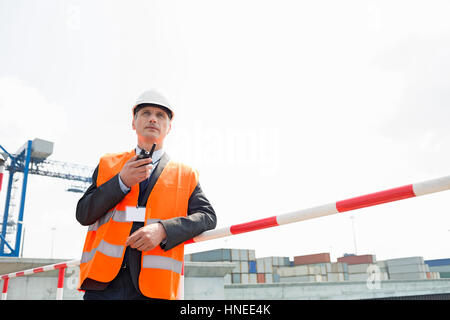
[[256, 258, 265, 273], [281, 257, 290, 266], [385, 256, 424, 267], [326, 262, 348, 273], [267, 256, 289, 267], [276, 264, 327, 277], [348, 263, 376, 274], [190, 248, 232, 262], [272, 273, 280, 283], [240, 261, 249, 273], [232, 262, 240, 273], [263, 257, 273, 273], [388, 272, 427, 280], [388, 263, 429, 274], [306, 263, 328, 275], [431, 272, 440, 279], [439, 272, 450, 278], [337, 254, 375, 265], [249, 261, 257, 273], [257, 273, 265, 283], [240, 249, 249, 261], [424, 258, 450, 267], [276, 265, 308, 277], [294, 252, 331, 265], [231, 249, 240, 261], [327, 273, 345, 282], [249, 274, 257, 284], [232, 273, 241, 284], [241, 273, 249, 284], [429, 265, 450, 273]]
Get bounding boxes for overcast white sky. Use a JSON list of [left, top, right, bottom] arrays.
[[1, 0, 450, 262]]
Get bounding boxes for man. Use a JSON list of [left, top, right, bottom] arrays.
[[76, 89, 217, 300]]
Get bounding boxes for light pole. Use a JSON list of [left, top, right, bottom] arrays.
[[350, 215, 358, 255], [50, 227, 56, 259]]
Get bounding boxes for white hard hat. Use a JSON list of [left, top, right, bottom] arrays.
[[132, 89, 174, 119]]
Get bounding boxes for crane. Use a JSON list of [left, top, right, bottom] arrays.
[[0, 139, 94, 257]]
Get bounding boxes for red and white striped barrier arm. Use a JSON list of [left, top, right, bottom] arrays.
[[186, 174, 450, 243], [1, 259, 79, 300], [1, 174, 450, 299]]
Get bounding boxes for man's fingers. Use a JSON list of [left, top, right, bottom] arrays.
[[128, 235, 156, 251], [138, 164, 153, 173], [135, 240, 156, 252], [125, 231, 140, 246], [132, 237, 148, 250], [129, 158, 153, 168], [126, 155, 139, 163], [126, 226, 159, 251]]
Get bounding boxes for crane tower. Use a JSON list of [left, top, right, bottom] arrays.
[[0, 139, 94, 257]]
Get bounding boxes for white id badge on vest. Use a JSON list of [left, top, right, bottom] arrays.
[[125, 206, 146, 222]]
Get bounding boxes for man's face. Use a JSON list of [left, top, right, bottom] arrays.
[[132, 105, 172, 144]]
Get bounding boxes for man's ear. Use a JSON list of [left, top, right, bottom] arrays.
[[132, 116, 136, 130]]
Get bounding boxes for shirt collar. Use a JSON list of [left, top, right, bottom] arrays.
[[135, 145, 164, 163]]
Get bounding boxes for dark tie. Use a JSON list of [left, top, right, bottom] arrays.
[[138, 149, 152, 205]]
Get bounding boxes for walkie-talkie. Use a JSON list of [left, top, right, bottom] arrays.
[[137, 143, 156, 165]]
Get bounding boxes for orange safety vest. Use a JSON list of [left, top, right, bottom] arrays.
[[78, 149, 198, 299]]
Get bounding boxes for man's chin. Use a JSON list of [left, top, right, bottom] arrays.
[[139, 133, 159, 141]]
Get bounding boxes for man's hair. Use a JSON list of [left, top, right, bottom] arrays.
[[134, 103, 172, 120]]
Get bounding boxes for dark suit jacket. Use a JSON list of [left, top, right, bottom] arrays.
[[76, 152, 217, 292]]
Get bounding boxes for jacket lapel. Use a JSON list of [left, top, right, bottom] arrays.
[[139, 152, 170, 206]]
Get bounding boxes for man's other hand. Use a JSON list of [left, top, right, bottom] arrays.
[[125, 223, 167, 252]]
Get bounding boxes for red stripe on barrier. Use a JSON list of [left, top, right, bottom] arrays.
[[230, 216, 279, 235], [16, 272, 25, 277], [2, 277, 8, 293], [54, 263, 67, 269], [336, 184, 415, 213], [57, 268, 65, 288], [33, 267, 44, 273]]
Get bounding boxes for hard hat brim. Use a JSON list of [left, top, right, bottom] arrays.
[[133, 103, 174, 120]]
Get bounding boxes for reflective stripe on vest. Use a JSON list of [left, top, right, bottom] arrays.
[[88, 209, 129, 232], [83, 219, 162, 263], [81, 239, 124, 263], [142, 255, 183, 274], [88, 213, 161, 232]]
